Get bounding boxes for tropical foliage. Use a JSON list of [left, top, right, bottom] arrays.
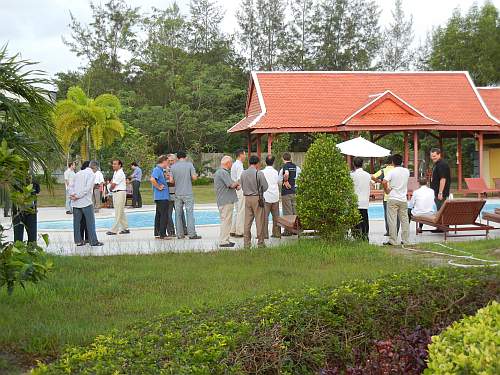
[[425, 300, 500, 375], [53, 86, 124, 160], [297, 134, 360, 239], [32, 267, 499, 374], [0, 140, 52, 295], [0, 45, 60, 176]]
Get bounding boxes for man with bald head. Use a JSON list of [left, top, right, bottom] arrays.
[[214, 155, 240, 248]]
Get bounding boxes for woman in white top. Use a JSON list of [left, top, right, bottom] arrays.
[[261, 155, 281, 239]]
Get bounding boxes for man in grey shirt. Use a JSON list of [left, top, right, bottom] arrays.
[[214, 156, 239, 248], [240, 155, 268, 248], [169, 150, 201, 239]]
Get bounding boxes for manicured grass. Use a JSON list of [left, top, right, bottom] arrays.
[[37, 183, 216, 207], [0, 240, 426, 360]]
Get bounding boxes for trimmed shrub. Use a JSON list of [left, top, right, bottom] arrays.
[[296, 134, 359, 239], [32, 267, 499, 374], [425, 300, 499, 374], [192, 176, 213, 186]]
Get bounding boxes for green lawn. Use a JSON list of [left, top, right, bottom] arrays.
[[0, 240, 426, 364], [37, 183, 216, 207]]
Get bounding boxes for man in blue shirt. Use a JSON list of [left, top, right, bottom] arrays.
[[130, 162, 143, 208], [150, 155, 170, 239]]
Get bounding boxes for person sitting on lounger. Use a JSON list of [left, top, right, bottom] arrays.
[[408, 178, 435, 233]]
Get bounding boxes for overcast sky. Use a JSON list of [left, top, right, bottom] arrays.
[[1, 0, 498, 80]]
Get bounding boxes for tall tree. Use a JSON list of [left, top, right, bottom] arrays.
[[64, 0, 140, 72], [378, 0, 414, 70], [280, 0, 317, 70], [429, 2, 500, 85], [237, 0, 259, 71], [314, 0, 381, 70], [255, 0, 286, 70], [188, 0, 225, 55], [142, 3, 187, 63]]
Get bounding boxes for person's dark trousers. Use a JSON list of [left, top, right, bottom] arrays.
[[73, 205, 99, 245], [435, 196, 447, 211], [166, 200, 179, 236], [12, 207, 37, 242], [132, 180, 142, 208], [354, 208, 369, 240], [154, 200, 169, 238], [80, 215, 88, 243], [383, 200, 400, 235]]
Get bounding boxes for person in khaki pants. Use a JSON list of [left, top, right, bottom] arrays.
[[107, 159, 130, 235], [230, 149, 246, 238], [261, 155, 281, 239], [382, 154, 410, 246], [240, 155, 269, 248], [214, 156, 240, 248]]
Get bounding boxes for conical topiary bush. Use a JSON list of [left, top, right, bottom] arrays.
[[297, 134, 360, 239]]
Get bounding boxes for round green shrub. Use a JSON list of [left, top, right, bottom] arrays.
[[425, 300, 500, 375], [297, 134, 359, 239]]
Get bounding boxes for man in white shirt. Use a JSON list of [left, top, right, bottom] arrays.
[[350, 157, 371, 240], [107, 159, 130, 235], [262, 155, 281, 239], [93, 166, 105, 212], [383, 154, 410, 246], [69, 160, 103, 246], [64, 161, 76, 214], [230, 149, 246, 238], [408, 178, 436, 233]]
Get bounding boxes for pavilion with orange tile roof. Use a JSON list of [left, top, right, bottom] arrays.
[[229, 71, 500, 190]]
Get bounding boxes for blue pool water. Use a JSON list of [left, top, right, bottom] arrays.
[[38, 203, 500, 230]]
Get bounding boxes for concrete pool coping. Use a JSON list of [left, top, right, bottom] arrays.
[[2, 200, 500, 256]]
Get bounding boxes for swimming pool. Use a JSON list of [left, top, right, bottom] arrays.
[[37, 203, 500, 230]]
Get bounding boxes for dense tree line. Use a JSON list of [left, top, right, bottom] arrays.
[[54, 0, 499, 160]]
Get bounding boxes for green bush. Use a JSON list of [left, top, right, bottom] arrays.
[[297, 134, 359, 239], [32, 267, 499, 374], [192, 176, 213, 186], [425, 300, 499, 375]]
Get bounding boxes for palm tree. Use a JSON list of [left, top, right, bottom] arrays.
[[0, 45, 61, 174], [54, 86, 125, 160]]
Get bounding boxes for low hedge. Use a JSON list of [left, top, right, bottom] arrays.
[[192, 176, 213, 186], [33, 267, 499, 374], [425, 300, 499, 374]]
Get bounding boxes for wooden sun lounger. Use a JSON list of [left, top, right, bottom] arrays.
[[412, 199, 493, 240], [464, 178, 500, 198], [482, 211, 500, 226], [276, 215, 302, 236]]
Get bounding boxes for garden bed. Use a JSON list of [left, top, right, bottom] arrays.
[[33, 267, 499, 374]]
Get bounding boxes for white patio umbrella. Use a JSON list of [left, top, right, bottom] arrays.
[[336, 136, 391, 158]]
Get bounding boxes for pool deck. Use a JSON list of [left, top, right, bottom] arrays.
[[2, 201, 500, 256]]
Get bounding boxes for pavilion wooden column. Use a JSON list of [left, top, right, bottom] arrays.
[[413, 131, 419, 177], [439, 133, 444, 158], [369, 133, 375, 173], [247, 132, 252, 156], [256, 134, 262, 158], [478, 132, 484, 179], [267, 133, 273, 155], [403, 132, 409, 167], [457, 131, 463, 191]]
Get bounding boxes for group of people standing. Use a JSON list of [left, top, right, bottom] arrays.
[[213, 150, 301, 248], [350, 148, 451, 244]]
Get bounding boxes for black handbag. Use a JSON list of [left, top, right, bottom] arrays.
[[256, 171, 265, 208]]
